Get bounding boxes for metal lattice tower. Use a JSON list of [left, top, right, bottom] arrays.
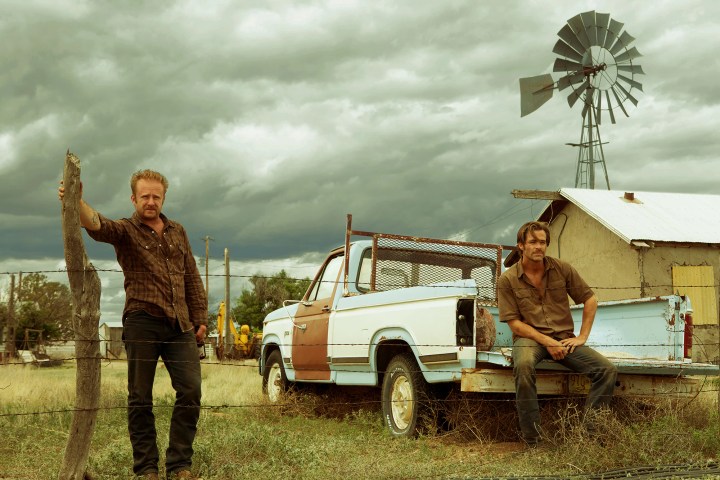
[[571, 87, 610, 189]]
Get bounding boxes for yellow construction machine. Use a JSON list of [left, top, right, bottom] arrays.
[[215, 302, 262, 360]]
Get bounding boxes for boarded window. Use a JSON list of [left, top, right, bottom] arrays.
[[672, 265, 717, 326]]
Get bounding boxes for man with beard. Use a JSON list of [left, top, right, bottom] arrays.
[[60, 169, 207, 479], [497, 221, 617, 447]]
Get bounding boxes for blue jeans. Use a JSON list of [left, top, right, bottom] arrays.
[[512, 337, 617, 442], [123, 311, 202, 475]]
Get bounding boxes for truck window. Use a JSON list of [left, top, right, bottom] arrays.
[[356, 248, 372, 293], [308, 254, 344, 301], [372, 243, 497, 297]]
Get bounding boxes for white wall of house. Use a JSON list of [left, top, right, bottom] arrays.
[[545, 203, 719, 363]]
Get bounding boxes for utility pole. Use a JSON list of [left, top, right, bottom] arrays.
[[4, 274, 16, 359], [201, 235, 214, 294], [224, 248, 231, 356]]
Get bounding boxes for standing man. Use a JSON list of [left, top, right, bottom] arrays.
[[497, 221, 617, 446], [60, 170, 207, 479]]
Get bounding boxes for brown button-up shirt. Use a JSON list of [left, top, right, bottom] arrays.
[[87, 211, 208, 332], [497, 257, 593, 340]]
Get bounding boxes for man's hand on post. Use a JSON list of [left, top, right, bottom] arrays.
[[58, 180, 83, 202]]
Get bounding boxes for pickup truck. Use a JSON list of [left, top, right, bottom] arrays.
[[259, 218, 719, 437]]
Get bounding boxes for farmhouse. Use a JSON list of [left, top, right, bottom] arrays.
[[99, 321, 125, 359], [505, 188, 720, 364]]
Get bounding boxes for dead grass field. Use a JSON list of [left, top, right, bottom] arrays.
[[1, 361, 719, 479]]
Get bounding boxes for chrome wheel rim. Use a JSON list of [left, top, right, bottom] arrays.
[[390, 375, 414, 430], [267, 363, 282, 402]]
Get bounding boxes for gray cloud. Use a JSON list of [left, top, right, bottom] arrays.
[[1, 0, 719, 319]]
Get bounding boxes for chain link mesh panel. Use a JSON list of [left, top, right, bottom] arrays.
[[369, 235, 501, 301]]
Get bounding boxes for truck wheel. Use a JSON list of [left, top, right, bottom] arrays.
[[381, 353, 430, 438], [262, 350, 288, 403]]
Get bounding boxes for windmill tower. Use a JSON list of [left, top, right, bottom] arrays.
[[520, 11, 644, 189]]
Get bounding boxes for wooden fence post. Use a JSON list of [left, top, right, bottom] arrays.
[[59, 151, 101, 480]]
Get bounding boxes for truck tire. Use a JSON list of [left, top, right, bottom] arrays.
[[381, 353, 431, 438], [262, 350, 288, 403]]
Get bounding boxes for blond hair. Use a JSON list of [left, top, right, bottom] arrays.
[[130, 170, 169, 195]]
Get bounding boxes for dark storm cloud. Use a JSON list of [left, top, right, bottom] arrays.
[[1, 1, 719, 318]]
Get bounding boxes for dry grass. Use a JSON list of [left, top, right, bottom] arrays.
[[0, 364, 77, 412], [197, 360, 263, 407], [1, 362, 718, 479]]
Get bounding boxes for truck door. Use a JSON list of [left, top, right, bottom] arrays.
[[292, 253, 343, 380]]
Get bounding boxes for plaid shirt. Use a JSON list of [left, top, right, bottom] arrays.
[[87, 211, 208, 331], [497, 257, 593, 340]]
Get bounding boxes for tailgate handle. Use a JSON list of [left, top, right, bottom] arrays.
[[321, 305, 331, 312], [295, 323, 307, 331]]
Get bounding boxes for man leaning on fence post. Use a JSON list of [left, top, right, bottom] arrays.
[[59, 170, 207, 480], [497, 221, 617, 447]]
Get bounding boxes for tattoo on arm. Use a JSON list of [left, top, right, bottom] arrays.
[[92, 212, 99, 227]]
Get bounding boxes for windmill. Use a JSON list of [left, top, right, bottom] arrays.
[[520, 11, 644, 189]]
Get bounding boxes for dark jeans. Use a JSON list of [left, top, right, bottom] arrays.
[[512, 337, 617, 442], [123, 311, 202, 475]]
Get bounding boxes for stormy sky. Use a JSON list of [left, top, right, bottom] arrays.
[[2, 0, 719, 320]]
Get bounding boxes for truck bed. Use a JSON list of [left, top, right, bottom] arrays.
[[466, 296, 719, 395]]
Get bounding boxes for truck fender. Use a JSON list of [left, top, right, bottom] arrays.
[[369, 327, 426, 383], [259, 336, 285, 371]]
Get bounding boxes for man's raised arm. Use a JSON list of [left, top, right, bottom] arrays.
[[58, 181, 102, 232]]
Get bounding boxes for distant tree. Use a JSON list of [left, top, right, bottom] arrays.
[[205, 309, 218, 336], [12, 273, 73, 345], [0, 305, 8, 341], [231, 270, 311, 331]]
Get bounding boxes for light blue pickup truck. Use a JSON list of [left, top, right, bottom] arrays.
[[259, 219, 718, 437]]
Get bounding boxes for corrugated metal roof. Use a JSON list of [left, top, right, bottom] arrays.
[[99, 321, 123, 328], [557, 188, 720, 245]]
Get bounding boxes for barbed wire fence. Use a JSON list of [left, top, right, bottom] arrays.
[[1, 267, 718, 412], [4, 267, 720, 289]]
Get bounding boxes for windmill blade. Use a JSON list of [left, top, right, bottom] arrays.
[[557, 71, 585, 91], [557, 24, 586, 56], [554, 57, 583, 73], [604, 19, 624, 49], [595, 13, 610, 48], [615, 81, 639, 107], [567, 14, 591, 50], [618, 73, 644, 92], [610, 30, 636, 55], [580, 11, 599, 45], [519, 74, 555, 117], [581, 97, 590, 119], [614, 46, 642, 64], [552, 39, 584, 62], [568, 79, 590, 108], [611, 85, 630, 116], [606, 90, 617, 124], [596, 89, 602, 125], [618, 64, 645, 75]]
